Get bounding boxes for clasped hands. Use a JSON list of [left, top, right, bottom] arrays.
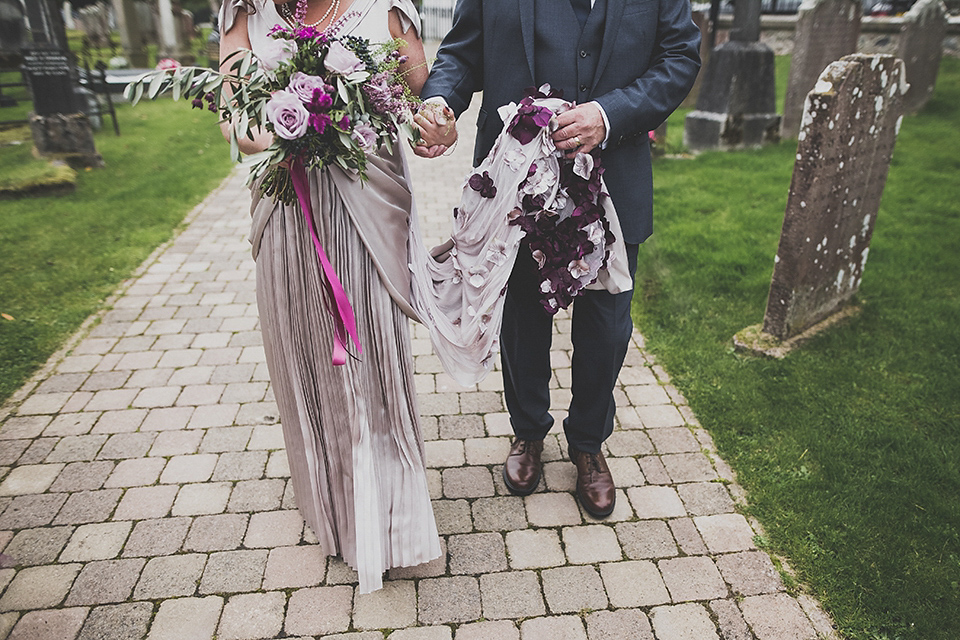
[[412, 101, 605, 159]]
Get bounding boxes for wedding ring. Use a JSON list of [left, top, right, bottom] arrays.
[[572, 135, 582, 147]]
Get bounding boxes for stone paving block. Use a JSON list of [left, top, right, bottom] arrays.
[[17, 437, 57, 465], [200, 549, 268, 594], [695, 513, 756, 554], [92, 409, 147, 434], [388, 539, 447, 580], [484, 413, 513, 437], [8, 607, 88, 640], [49, 461, 114, 492], [623, 383, 671, 406], [134, 553, 207, 599], [388, 627, 452, 640], [627, 485, 686, 519], [132, 386, 182, 409], [796, 593, 840, 640], [244, 509, 303, 548], [740, 593, 817, 640], [2, 526, 73, 566], [604, 431, 654, 457], [716, 551, 784, 596], [354, 580, 417, 630], [661, 453, 717, 483], [184, 513, 249, 552], [471, 496, 526, 532], [326, 557, 360, 585], [265, 450, 291, 478], [168, 366, 216, 386], [448, 532, 508, 575], [562, 525, 622, 564], [615, 520, 678, 559], [227, 478, 286, 512], [605, 457, 645, 487], [425, 440, 465, 468], [103, 457, 166, 488], [0, 440, 29, 465], [189, 403, 241, 429], [247, 424, 285, 450], [0, 416, 50, 440], [16, 392, 72, 415], [147, 596, 223, 640], [541, 565, 607, 613], [442, 467, 495, 499], [0, 463, 64, 495], [668, 517, 708, 555], [649, 603, 720, 640], [419, 392, 460, 416], [648, 427, 701, 454], [0, 563, 80, 611], [211, 450, 267, 481], [0, 493, 68, 529], [217, 591, 286, 640], [172, 482, 232, 516], [480, 571, 545, 620], [599, 561, 670, 608], [199, 426, 253, 452], [78, 601, 152, 640], [97, 433, 156, 460], [542, 461, 576, 492], [676, 482, 735, 517], [149, 430, 204, 457], [84, 389, 139, 412], [60, 521, 132, 562], [455, 620, 519, 640], [113, 484, 178, 521], [140, 407, 195, 432], [659, 556, 727, 602], [284, 586, 353, 636], [123, 517, 191, 557], [418, 576, 481, 625], [636, 404, 686, 429], [43, 412, 99, 437], [53, 489, 123, 525], [460, 392, 504, 414], [46, 434, 109, 463], [160, 453, 218, 483], [439, 415, 485, 440], [263, 545, 327, 589], [464, 437, 510, 466], [65, 557, 145, 605], [708, 599, 753, 640], [433, 499, 472, 535], [585, 609, 654, 640], [505, 529, 565, 569], [524, 492, 581, 527], [519, 615, 587, 640]]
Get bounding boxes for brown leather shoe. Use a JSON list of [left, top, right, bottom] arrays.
[[502, 439, 544, 496], [569, 446, 616, 518]]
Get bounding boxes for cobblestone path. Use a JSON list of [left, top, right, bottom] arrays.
[[0, 96, 839, 639]]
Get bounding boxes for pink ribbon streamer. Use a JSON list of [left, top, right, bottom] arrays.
[[290, 158, 362, 366]]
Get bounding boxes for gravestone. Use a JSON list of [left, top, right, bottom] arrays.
[[22, 47, 79, 115], [0, 0, 26, 56], [737, 55, 907, 355], [111, 0, 148, 68], [681, 10, 710, 109], [781, 0, 861, 139], [684, 0, 780, 151], [898, 0, 948, 114]]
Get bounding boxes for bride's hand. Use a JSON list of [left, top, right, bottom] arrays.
[[413, 103, 457, 158]]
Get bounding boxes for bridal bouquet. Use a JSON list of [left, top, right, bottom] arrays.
[[125, 24, 420, 203]]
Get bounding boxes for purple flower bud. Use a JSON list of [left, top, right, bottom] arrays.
[[191, 97, 204, 109]]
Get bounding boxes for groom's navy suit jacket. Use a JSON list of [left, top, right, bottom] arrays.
[[421, 0, 701, 244]]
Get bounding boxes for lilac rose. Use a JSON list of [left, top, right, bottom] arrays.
[[258, 38, 296, 71], [351, 122, 378, 152], [289, 72, 328, 104], [265, 90, 310, 140], [324, 41, 365, 75]]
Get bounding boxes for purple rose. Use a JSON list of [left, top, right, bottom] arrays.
[[324, 41, 365, 75], [258, 38, 296, 71], [351, 122, 378, 152], [265, 90, 309, 140], [289, 72, 328, 104]]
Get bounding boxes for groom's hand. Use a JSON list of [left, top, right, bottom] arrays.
[[553, 102, 606, 157], [413, 102, 458, 158]]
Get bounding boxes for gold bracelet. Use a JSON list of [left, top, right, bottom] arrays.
[[442, 138, 458, 156]]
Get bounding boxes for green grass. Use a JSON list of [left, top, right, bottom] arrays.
[[637, 59, 960, 639], [0, 98, 233, 404], [0, 127, 76, 195]]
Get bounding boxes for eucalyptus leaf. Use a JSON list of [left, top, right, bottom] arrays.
[[147, 71, 166, 99]]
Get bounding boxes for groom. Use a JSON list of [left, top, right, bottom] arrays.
[[415, 0, 700, 517]]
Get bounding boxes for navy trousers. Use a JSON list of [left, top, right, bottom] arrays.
[[501, 241, 639, 454]]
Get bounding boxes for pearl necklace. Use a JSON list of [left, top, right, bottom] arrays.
[[279, 0, 340, 28]]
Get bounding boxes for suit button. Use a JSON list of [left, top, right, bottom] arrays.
[[580, 50, 588, 58], [580, 85, 588, 92]]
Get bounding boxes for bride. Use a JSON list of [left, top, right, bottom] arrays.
[[218, 0, 455, 593]]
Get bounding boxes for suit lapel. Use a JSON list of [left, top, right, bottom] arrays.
[[518, 0, 536, 86], [592, 0, 625, 92]]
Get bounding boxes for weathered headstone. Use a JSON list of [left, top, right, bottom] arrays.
[[22, 47, 79, 115], [898, 0, 947, 114], [684, 0, 780, 151], [0, 0, 27, 55], [736, 55, 907, 355], [111, 0, 149, 68], [157, 0, 182, 60], [680, 10, 710, 109], [781, 0, 861, 139]]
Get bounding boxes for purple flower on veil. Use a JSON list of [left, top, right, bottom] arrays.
[[507, 100, 553, 145], [468, 171, 497, 199]]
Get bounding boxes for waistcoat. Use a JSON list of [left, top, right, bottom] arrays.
[[532, 0, 607, 103]]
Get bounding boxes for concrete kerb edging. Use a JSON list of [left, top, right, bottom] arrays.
[[0, 165, 244, 424]]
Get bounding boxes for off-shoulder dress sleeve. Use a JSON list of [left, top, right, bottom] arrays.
[[389, 0, 421, 37], [219, 0, 251, 36]]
